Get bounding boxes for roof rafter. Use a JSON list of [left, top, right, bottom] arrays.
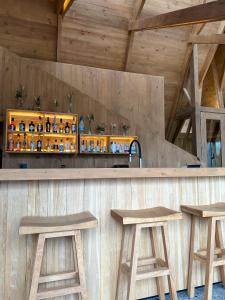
[[124, 0, 146, 70], [129, 1, 225, 32], [189, 34, 225, 45]]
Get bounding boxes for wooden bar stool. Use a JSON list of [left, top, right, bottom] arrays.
[[19, 211, 98, 300], [181, 202, 225, 300], [111, 207, 182, 300]]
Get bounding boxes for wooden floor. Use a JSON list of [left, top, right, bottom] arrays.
[[0, 176, 225, 299]]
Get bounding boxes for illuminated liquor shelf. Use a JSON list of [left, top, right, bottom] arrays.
[[6, 109, 78, 154], [79, 134, 138, 155]]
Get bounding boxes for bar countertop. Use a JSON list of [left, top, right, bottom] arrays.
[[0, 167, 225, 181]]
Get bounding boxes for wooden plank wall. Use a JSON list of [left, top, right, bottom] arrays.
[[27, 57, 198, 167], [0, 176, 225, 299], [0, 47, 130, 168], [0, 0, 57, 61]]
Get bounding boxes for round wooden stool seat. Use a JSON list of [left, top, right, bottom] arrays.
[[111, 206, 182, 300], [181, 202, 225, 300], [111, 206, 182, 225], [20, 211, 97, 300], [19, 211, 98, 235]]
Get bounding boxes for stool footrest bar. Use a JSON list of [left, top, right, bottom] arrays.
[[39, 271, 78, 284], [136, 267, 170, 281], [37, 285, 84, 299]]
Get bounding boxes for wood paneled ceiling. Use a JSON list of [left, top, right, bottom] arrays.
[[58, 0, 224, 127]]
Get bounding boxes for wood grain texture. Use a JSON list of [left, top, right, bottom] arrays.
[[1, 168, 225, 181], [1, 176, 225, 299], [0, 0, 57, 61]]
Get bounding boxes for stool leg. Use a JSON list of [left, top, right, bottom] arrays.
[[187, 215, 197, 298], [215, 221, 225, 287], [29, 234, 45, 300], [161, 223, 178, 300], [204, 218, 216, 300], [73, 230, 87, 300], [116, 226, 129, 300], [127, 224, 141, 300], [149, 228, 165, 300]]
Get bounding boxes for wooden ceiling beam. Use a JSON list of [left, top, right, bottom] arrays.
[[199, 22, 225, 86], [189, 34, 225, 45], [129, 1, 225, 32], [124, 0, 146, 70]]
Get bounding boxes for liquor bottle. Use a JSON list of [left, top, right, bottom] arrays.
[[46, 139, 51, 152], [65, 139, 71, 152], [96, 140, 100, 152], [80, 140, 85, 153], [8, 134, 14, 151], [29, 121, 35, 132], [78, 116, 85, 133], [131, 143, 136, 154], [71, 117, 76, 134], [16, 134, 21, 151], [71, 141, 76, 151], [30, 135, 35, 152], [9, 117, 16, 132], [52, 116, 58, 133], [53, 139, 58, 151], [37, 116, 43, 132], [65, 122, 70, 134], [59, 118, 64, 134], [46, 117, 51, 133], [23, 133, 27, 150], [19, 120, 25, 132], [59, 139, 64, 152], [90, 140, 94, 152], [37, 135, 42, 152]]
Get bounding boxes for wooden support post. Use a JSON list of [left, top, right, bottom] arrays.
[[204, 218, 216, 300], [190, 44, 201, 158], [215, 221, 225, 287], [150, 228, 165, 300], [127, 225, 141, 300], [187, 215, 196, 298], [161, 224, 177, 300]]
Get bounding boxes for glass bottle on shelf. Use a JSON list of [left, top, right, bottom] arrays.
[[37, 116, 43, 132], [16, 134, 21, 151], [59, 139, 64, 152], [78, 116, 85, 134], [29, 121, 35, 132], [23, 133, 27, 150], [71, 141, 76, 152], [19, 120, 25, 132], [90, 140, 94, 152], [96, 140, 100, 152], [80, 140, 85, 153], [9, 117, 16, 132], [131, 142, 136, 154], [71, 117, 76, 134], [53, 139, 58, 151], [30, 134, 35, 152], [46, 139, 51, 152], [46, 117, 51, 133], [8, 134, 14, 151], [65, 138, 71, 152], [59, 118, 64, 134], [37, 135, 42, 152], [65, 122, 70, 134], [52, 116, 58, 133]]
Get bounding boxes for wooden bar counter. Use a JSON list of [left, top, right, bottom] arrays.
[[1, 168, 225, 299]]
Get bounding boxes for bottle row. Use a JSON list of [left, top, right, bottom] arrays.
[[9, 116, 77, 134], [80, 139, 136, 154], [8, 133, 76, 153]]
